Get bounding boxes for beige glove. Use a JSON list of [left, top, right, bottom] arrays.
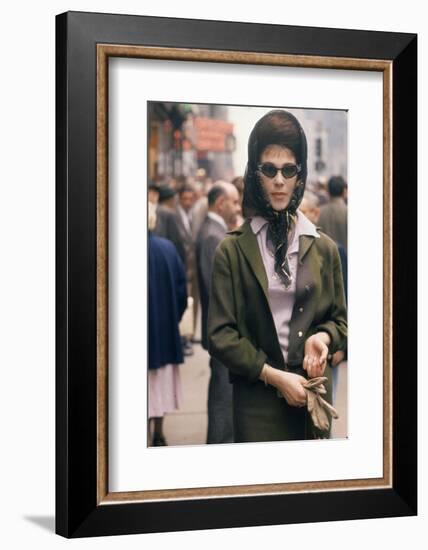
[[303, 377, 339, 434]]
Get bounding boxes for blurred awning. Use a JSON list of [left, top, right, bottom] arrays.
[[192, 117, 235, 152]]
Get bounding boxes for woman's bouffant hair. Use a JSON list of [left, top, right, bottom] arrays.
[[242, 109, 308, 219]]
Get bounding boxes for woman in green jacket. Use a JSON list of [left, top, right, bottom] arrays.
[[207, 110, 347, 443]]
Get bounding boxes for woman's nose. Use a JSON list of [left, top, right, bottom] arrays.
[[273, 172, 286, 185]]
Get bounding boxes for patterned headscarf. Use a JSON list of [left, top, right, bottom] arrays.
[[242, 110, 308, 287]]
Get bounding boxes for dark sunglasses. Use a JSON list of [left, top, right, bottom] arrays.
[[257, 162, 301, 179]]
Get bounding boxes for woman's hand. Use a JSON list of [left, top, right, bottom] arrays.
[[276, 371, 308, 407], [261, 366, 307, 407], [303, 333, 330, 378]]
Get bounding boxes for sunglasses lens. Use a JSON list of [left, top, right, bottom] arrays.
[[281, 164, 298, 178], [260, 163, 277, 178], [259, 163, 299, 179]]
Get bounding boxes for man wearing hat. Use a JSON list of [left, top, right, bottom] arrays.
[[154, 185, 186, 265]]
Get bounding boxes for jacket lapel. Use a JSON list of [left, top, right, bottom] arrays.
[[233, 221, 270, 303], [298, 234, 317, 264], [231, 222, 318, 302]]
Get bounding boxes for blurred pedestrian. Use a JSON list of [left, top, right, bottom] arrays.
[[300, 190, 348, 403], [196, 182, 241, 444], [154, 185, 187, 265], [148, 203, 188, 446], [148, 182, 160, 205], [232, 175, 244, 201], [231, 176, 245, 229], [318, 175, 348, 253], [176, 184, 198, 355], [312, 178, 329, 206], [299, 190, 347, 300], [208, 109, 347, 442], [190, 182, 210, 240], [176, 184, 196, 283], [298, 190, 320, 226], [177, 184, 196, 237]]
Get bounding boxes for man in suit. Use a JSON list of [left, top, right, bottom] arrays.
[[196, 182, 241, 444], [154, 184, 196, 356], [176, 185, 197, 355], [318, 175, 348, 253]]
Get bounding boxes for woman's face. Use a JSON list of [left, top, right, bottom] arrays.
[[258, 145, 299, 211]]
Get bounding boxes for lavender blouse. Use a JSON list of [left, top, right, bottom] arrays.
[[250, 210, 320, 364]]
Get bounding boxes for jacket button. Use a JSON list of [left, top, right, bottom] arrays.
[[305, 285, 310, 292], [298, 331, 303, 337], [299, 307, 304, 312]]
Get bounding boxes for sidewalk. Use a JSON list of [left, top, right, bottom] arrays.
[[164, 343, 210, 446]]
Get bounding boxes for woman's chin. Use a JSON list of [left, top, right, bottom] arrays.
[[271, 201, 289, 211]]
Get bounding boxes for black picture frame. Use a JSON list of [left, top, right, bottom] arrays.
[[56, 10, 417, 538]]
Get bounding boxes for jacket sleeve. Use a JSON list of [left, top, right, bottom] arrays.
[[315, 243, 347, 354], [207, 242, 267, 382]]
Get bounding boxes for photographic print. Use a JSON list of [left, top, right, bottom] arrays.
[[147, 102, 348, 447]]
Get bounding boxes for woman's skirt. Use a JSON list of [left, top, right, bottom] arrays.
[[232, 364, 333, 442], [148, 363, 182, 418]]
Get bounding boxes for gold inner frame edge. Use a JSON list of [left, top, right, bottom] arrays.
[[96, 44, 393, 504]]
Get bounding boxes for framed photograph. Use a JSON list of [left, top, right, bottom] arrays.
[[56, 11, 417, 538]]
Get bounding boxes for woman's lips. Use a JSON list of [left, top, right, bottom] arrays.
[[271, 193, 287, 197]]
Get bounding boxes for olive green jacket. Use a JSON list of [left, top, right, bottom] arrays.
[[207, 219, 347, 383]]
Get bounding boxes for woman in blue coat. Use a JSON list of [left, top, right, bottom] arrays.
[[148, 203, 187, 446]]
